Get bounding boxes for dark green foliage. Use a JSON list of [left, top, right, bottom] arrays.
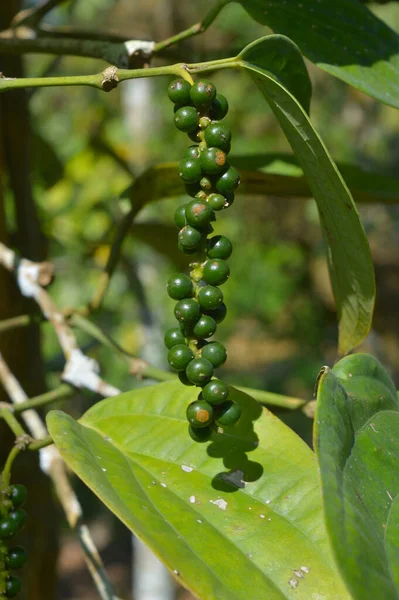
[[174, 106, 199, 133], [207, 235, 233, 259], [178, 226, 202, 250], [5, 576, 21, 598], [215, 166, 241, 195], [203, 259, 230, 285], [188, 424, 212, 442], [6, 546, 28, 570], [186, 400, 214, 427], [201, 341, 227, 368], [189, 80, 216, 108], [193, 315, 217, 338], [168, 344, 194, 371], [0, 518, 18, 539], [200, 148, 228, 175], [210, 94, 229, 120], [168, 78, 192, 105], [164, 327, 186, 349], [185, 200, 214, 228], [9, 485, 27, 508], [202, 380, 229, 405], [167, 274, 193, 300], [204, 123, 231, 152], [174, 299, 200, 324], [197, 285, 223, 310], [215, 401, 242, 426], [178, 157, 203, 184], [207, 193, 226, 211], [185, 358, 214, 385]]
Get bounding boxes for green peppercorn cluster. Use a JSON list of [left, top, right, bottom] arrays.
[[165, 78, 242, 442], [0, 485, 28, 598]]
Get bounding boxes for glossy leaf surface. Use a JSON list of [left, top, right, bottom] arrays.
[[315, 353, 399, 600], [48, 381, 350, 600], [237, 0, 399, 109], [235, 35, 375, 354]]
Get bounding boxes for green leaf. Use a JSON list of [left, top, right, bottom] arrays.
[[315, 353, 399, 600], [230, 152, 399, 205], [235, 35, 375, 354], [236, 0, 399, 109], [47, 381, 350, 600]]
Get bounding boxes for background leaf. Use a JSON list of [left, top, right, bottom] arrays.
[[236, 0, 399, 109], [315, 353, 399, 600], [235, 35, 375, 354], [47, 381, 350, 600]]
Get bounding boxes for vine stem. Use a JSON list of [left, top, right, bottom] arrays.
[[2, 445, 22, 488], [153, 0, 231, 53]]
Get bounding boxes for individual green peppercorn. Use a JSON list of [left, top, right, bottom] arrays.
[[185, 182, 202, 198], [203, 302, 227, 324], [168, 344, 194, 371], [186, 358, 214, 385], [178, 371, 194, 386], [204, 123, 231, 153], [207, 235, 233, 259], [185, 200, 214, 228], [210, 93, 229, 120], [183, 145, 200, 160], [174, 299, 200, 324], [193, 315, 217, 338], [215, 401, 242, 426], [168, 78, 192, 105], [203, 259, 230, 285], [5, 576, 21, 598], [174, 106, 199, 133], [9, 509, 27, 531], [189, 80, 216, 108], [202, 379, 229, 405], [167, 274, 193, 300], [200, 176, 213, 191], [188, 424, 212, 442], [198, 285, 223, 311], [200, 147, 228, 175], [201, 341, 227, 368], [6, 547, 28, 570], [207, 193, 226, 211], [186, 400, 214, 427], [178, 242, 199, 256], [174, 204, 187, 228], [0, 518, 18, 539], [9, 485, 27, 508], [188, 129, 201, 143], [178, 157, 202, 184], [215, 166, 240, 195], [164, 327, 186, 349], [178, 226, 203, 250]]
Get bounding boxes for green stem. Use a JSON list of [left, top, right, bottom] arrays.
[[2, 445, 22, 488], [0, 409, 26, 438], [28, 436, 53, 451], [153, 0, 231, 53], [13, 384, 73, 413], [0, 314, 33, 334]]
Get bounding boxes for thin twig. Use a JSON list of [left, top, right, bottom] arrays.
[[0, 355, 122, 600], [153, 0, 231, 53], [13, 384, 74, 413], [0, 242, 120, 397], [12, 0, 72, 28], [0, 314, 35, 334]]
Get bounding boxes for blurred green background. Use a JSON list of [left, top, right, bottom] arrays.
[[2, 0, 399, 598]]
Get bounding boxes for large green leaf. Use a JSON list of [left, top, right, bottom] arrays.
[[47, 381, 350, 600], [315, 353, 399, 600], [236, 0, 399, 109], [234, 36, 375, 354]]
